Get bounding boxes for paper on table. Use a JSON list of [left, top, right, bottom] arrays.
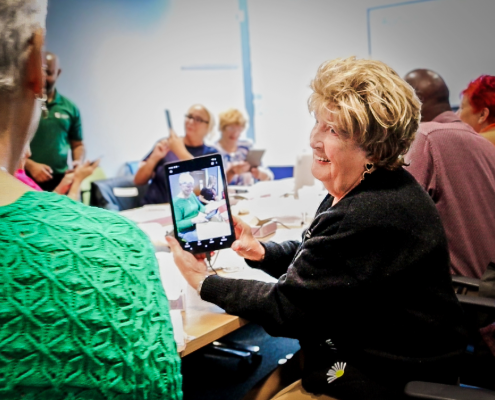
[[138, 223, 169, 247], [247, 197, 303, 225], [170, 310, 185, 349], [204, 199, 225, 214], [120, 204, 172, 224], [156, 252, 187, 302], [214, 248, 250, 272]]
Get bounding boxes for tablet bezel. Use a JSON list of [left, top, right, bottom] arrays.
[[164, 154, 236, 254]]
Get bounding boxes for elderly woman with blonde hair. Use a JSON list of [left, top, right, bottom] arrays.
[[0, 1, 181, 398], [167, 57, 466, 399], [215, 108, 273, 185]]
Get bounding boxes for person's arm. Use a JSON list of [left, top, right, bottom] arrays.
[[251, 166, 274, 181], [65, 160, 98, 201], [68, 106, 84, 167], [167, 130, 193, 161], [24, 159, 53, 183], [226, 162, 250, 184], [70, 140, 85, 166], [134, 140, 169, 185]]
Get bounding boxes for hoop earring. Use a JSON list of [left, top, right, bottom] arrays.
[[361, 163, 374, 181]]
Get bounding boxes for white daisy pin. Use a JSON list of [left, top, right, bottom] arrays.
[[327, 362, 346, 384]]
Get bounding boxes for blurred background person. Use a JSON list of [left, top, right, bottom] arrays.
[[198, 175, 219, 205], [405, 69, 495, 279], [16, 143, 98, 201], [459, 75, 495, 146], [135, 104, 217, 204], [168, 58, 466, 400], [0, 1, 182, 398], [25, 51, 85, 191], [214, 108, 273, 185]]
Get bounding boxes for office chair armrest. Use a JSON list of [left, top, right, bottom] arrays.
[[452, 275, 480, 289], [456, 294, 495, 310], [405, 381, 495, 399]]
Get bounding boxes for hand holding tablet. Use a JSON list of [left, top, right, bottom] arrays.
[[165, 154, 236, 254]]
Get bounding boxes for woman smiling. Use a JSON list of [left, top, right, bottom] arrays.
[[167, 57, 466, 400]]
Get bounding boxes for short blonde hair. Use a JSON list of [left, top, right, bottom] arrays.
[[218, 108, 247, 132], [308, 57, 421, 170]]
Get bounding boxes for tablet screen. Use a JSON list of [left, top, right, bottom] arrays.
[[164, 154, 236, 254]]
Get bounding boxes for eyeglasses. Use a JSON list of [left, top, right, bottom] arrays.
[[185, 114, 209, 124]]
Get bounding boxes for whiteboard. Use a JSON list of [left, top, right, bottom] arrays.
[[369, 0, 495, 106]]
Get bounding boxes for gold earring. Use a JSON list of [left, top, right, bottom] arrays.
[[362, 163, 374, 181]]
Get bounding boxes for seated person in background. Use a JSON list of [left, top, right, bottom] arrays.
[[404, 69, 495, 279], [16, 144, 98, 201], [135, 104, 217, 204], [198, 175, 219, 204], [214, 108, 273, 185], [25, 51, 85, 192], [168, 57, 466, 400], [0, 2, 182, 398], [458, 75, 495, 146], [173, 173, 207, 242]]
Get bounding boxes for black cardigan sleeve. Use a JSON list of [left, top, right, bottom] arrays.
[[245, 240, 301, 279], [200, 204, 350, 339]]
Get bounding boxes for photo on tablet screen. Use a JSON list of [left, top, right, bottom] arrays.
[[165, 154, 236, 254]]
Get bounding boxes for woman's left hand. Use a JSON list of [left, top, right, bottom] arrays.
[[166, 236, 208, 289]]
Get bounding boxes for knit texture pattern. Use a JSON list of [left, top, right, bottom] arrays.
[[0, 191, 182, 400]]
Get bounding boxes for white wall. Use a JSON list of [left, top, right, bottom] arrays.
[[46, 0, 495, 176]]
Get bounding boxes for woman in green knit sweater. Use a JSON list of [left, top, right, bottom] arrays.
[[172, 173, 209, 243], [0, 1, 182, 399]]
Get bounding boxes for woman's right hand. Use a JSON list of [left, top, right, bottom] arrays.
[[231, 216, 265, 262], [150, 139, 170, 161], [230, 161, 251, 175]]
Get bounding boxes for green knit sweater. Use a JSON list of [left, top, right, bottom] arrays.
[[0, 191, 182, 399]]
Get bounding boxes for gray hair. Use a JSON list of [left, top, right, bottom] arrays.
[[178, 173, 194, 184], [0, 0, 47, 93]]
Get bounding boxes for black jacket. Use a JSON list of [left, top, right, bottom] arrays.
[[201, 168, 466, 400]]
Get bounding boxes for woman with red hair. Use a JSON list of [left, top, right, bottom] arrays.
[[459, 75, 495, 146]]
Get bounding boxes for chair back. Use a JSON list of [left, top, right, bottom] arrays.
[[90, 176, 148, 211]]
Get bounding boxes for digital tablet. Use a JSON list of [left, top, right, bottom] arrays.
[[245, 149, 265, 168], [164, 154, 236, 254]]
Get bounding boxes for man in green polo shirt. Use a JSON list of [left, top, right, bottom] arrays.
[[26, 52, 85, 191]]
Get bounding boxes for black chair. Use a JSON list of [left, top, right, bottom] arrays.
[[405, 279, 495, 399], [90, 176, 149, 211]]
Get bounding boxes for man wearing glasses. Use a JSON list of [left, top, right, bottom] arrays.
[[135, 104, 217, 205]]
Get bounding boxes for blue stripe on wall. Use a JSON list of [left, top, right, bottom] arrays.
[[238, 0, 255, 141]]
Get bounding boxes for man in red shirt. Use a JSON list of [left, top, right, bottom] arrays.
[[404, 69, 495, 279]]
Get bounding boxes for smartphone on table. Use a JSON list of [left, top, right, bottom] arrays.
[[164, 154, 236, 254]]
